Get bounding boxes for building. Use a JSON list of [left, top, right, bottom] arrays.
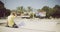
[[36, 10, 46, 18], [0, 1, 11, 18]]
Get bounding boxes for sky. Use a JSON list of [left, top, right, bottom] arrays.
[[0, 0, 60, 10]]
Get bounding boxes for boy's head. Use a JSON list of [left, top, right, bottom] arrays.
[[11, 12, 16, 16]]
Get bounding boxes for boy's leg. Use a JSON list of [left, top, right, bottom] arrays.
[[6, 22, 9, 27], [13, 23, 18, 28]]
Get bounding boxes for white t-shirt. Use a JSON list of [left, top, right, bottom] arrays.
[[7, 15, 15, 27]]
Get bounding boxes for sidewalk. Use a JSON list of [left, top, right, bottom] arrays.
[[0, 26, 55, 32], [0, 18, 60, 32]]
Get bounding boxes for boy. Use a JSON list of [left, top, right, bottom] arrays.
[[7, 12, 18, 28]]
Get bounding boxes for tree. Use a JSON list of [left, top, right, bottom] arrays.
[[27, 6, 32, 12], [0, 1, 4, 9], [37, 9, 41, 12], [42, 6, 49, 11], [42, 6, 50, 18], [42, 6, 54, 18], [17, 6, 24, 14], [52, 5, 60, 18]]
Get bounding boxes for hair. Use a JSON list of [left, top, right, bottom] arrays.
[[11, 12, 16, 16]]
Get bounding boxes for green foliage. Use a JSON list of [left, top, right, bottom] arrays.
[[42, 6, 49, 11], [42, 6, 55, 18], [52, 5, 60, 18], [17, 6, 24, 14], [30, 12, 33, 18], [42, 6, 49, 18], [0, 1, 4, 9], [41, 5, 60, 18], [16, 5, 60, 18], [27, 6, 32, 12], [1, 0, 60, 18]]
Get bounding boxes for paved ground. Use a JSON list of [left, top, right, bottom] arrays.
[[0, 17, 60, 32]]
